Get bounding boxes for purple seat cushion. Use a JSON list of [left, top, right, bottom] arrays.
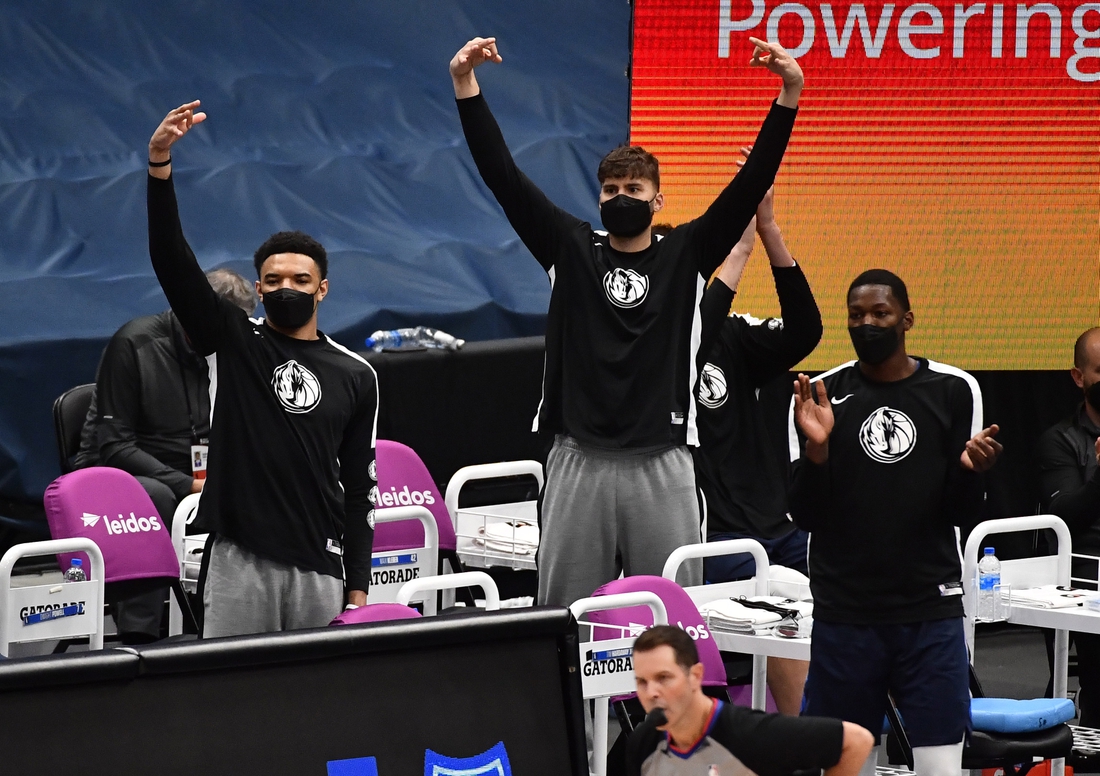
[[373, 440, 457, 553], [43, 467, 180, 584], [588, 575, 727, 688], [329, 603, 422, 625]]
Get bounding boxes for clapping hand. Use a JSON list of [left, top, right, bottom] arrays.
[[793, 374, 833, 463]]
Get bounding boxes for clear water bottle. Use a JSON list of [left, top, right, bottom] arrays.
[[364, 326, 465, 353], [977, 547, 1001, 622], [63, 558, 86, 583]]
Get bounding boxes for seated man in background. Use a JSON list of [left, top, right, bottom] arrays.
[[75, 267, 256, 643], [694, 172, 822, 714], [1039, 326, 1100, 726], [627, 625, 873, 776], [790, 269, 1002, 776]]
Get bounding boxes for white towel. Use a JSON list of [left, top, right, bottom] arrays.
[[1008, 585, 1100, 609], [472, 522, 539, 555]]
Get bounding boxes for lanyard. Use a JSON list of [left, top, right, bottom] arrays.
[[170, 317, 202, 444]]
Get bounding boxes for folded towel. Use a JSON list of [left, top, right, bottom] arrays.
[[472, 522, 539, 555], [1008, 585, 1100, 609]]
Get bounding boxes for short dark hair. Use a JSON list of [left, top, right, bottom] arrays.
[[632, 625, 698, 672], [1075, 327, 1100, 368], [253, 230, 328, 280], [598, 146, 660, 190], [848, 268, 910, 312]]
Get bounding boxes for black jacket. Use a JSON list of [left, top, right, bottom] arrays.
[[76, 310, 210, 502], [1039, 405, 1100, 555]]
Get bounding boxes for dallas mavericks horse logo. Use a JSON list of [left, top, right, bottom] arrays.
[[859, 406, 917, 463], [698, 363, 728, 409], [271, 360, 322, 414], [326, 742, 512, 776], [424, 742, 512, 775], [603, 268, 649, 309]]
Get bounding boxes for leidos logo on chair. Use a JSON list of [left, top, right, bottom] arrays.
[[603, 268, 649, 309], [271, 359, 322, 414], [859, 406, 917, 463], [81, 511, 163, 535]]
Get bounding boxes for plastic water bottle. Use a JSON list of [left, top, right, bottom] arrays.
[[977, 547, 1001, 622], [63, 558, 86, 583], [364, 326, 465, 352]]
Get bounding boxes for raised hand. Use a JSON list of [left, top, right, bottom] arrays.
[[793, 373, 833, 462], [961, 424, 1003, 472], [450, 37, 502, 98], [748, 38, 803, 107], [149, 100, 206, 161]]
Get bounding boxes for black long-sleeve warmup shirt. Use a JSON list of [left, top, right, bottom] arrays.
[[694, 265, 822, 538], [788, 359, 985, 624], [457, 93, 797, 448], [147, 174, 378, 591]]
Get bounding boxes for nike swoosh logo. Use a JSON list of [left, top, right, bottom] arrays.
[[831, 393, 855, 404]]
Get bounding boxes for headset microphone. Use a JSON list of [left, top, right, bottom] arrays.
[[647, 708, 668, 727]]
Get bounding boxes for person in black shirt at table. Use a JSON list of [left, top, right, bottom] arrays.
[[1039, 326, 1100, 726], [74, 268, 256, 642], [450, 35, 804, 607], [627, 625, 873, 776], [145, 101, 378, 637], [789, 269, 1001, 776], [694, 173, 822, 714]]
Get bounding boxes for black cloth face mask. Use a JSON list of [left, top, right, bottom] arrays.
[[263, 288, 317, 330], [600, 194, 655, 238], [849, 323, 901, 365]]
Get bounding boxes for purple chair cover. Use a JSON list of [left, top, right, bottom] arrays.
[[43, 467, 180, 583], [373, 440, 457, 553], [588, 575, 727, 689], [329, 603, 422, 626]]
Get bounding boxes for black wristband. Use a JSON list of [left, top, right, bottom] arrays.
[[148, 157, 172, 168]]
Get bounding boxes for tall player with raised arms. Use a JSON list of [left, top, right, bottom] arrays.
[[450, 35, 805, 608]]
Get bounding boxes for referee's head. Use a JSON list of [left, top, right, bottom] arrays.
[[632, 625, 705, 731]]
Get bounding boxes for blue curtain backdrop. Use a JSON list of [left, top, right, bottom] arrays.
[[0, 0, 630, 499]]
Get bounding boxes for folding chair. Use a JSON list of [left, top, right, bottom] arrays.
[[0, 538, 105, 656], [885, 664, 1074, 776], [570, 590, 668, 776], [43, 467, 198, 638], [51, 384, 95, 475], [444, 459, 543, 572], [585, 574, 733, 775], [168, 492, 204, 637], [663, 538, 794, 711], [369, 505, 441, 614]]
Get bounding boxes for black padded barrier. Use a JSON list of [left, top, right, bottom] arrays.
[[0, 607, 587, 775]]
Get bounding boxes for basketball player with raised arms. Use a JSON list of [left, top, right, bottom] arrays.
[[450, 35, 804, 607], [788, 269, 1002, 776], [146, 102, 378, 637]]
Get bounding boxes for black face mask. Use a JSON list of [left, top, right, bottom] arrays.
[[1086, 381, 1100, 413], [849, 323, 901, 365], [600, 194, 654, 238], [263, 288, 317, 330]]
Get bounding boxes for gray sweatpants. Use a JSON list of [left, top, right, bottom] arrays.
[[536, 435, 702, 607], [202, 535, 344, 638]]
